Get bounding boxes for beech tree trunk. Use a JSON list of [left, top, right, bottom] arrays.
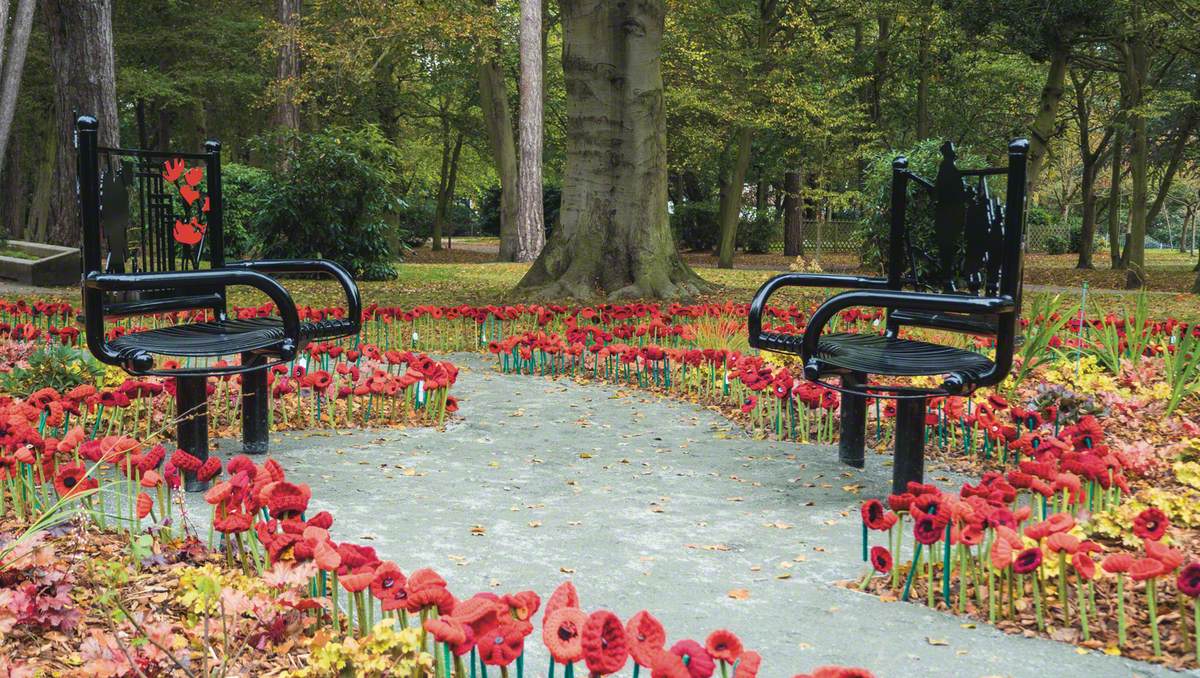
[[478, 0, 520, 262], [715, 127, 752, 269], [43, 0, 118, 246], [516, 0, 545, 262], [1122, 26, 1148, 289], [517, 0, 707, 300], [1026, 47, 1069, 190], [782, 169, 804, 257], [0, 0, 35, 176], [272, 0, 301, 133], [1107, 125, 1123, 268]]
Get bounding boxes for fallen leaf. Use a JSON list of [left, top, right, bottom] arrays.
[[727, 588, 750, 600]]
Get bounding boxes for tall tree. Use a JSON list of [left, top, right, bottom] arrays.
[[42, 0, 118, 246], [516, 0, 545, 261], [272, 0, 302, 133], [518, 0, 707, 299], [1067, 67, 1115, 269], [0, 0, 35, 175]]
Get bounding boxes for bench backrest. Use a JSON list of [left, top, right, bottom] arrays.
[[76, 115, 228, 317], [886, 139, 1028, 326]]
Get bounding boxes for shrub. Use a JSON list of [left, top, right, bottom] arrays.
[[672, 200, 719, 251], [473, 185, 561, 239], [219, 163, 270, 259], [857, 139, 987, 277], [1044, 234, 1070, 255], [737, 210, 779, 254], [251, 127, 402, 280], [0, 344, 106, 397]]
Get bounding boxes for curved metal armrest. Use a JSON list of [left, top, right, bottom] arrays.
[[748, 273, 889, 348], [801, 290, 1014, 363], [226, 259, 363, 334], [84, 269, 302, 366]]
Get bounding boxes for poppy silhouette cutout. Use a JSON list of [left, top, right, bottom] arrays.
[[173, 217, 206, 246]]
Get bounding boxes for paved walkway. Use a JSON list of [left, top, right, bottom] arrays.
[[194, 353, 1183, 677]]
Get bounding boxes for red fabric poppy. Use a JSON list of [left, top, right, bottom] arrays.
[[1129, 558, 1165, 582], [170, 449, 202, 473], [869, 546, 892, 574], [733, 650, 761, 678], [669, 639, 715, 678], [650, 650, 691, 678], [1072, 553, 1096, 581], [136, 492, 153, 519], [425, 616, 468, 646], [53, 463, 97, 499], [543, 607, 587, 664], [582, 610, 629, 676], [705, 629, 742, 664], [477, 619, 532, 667], [314, 540, 341, 571], [453, 594, 506, 640], [544, 581, 580, 624], [911, 510, 946, 546], [1013, 547, 1043, 575], [1101, 552, 1135, 575], [1177, 562, 1200, 598], [339, 565, 376, 593], [265, 481, 310, 518], [626, 610, 667, 667], [1133, 507, 1169, 541], [370, 562, 406, 602], [1046, 532, 1080, 555], [1145, 539, 1185, 572], [502, 590, 541, 621], [196, 456, 222, 481]]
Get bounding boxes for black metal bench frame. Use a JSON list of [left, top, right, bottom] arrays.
[[75, 115, 362, 491], [749, 139, 1029, 493]]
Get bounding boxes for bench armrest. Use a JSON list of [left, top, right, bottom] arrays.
[[748, 273, 889, 349], [226, 258, 363, 334], [84, 269, 302, 368]]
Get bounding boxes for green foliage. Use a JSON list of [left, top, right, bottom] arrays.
[[251, 127, 402, 280], [473, 185, 562, 238], [671, 201, 720, 252], [219, 163, 271, 259], [736, 210, 779, 255], [0, 345, 106, 397], [1009, 294, 1075, 391], [1164, 328, 1200, 417], [857, 139, 987, 277], [941, 0, 1116, 59]]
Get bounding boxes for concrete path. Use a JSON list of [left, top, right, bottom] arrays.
[[194, 353, 1183, 677]]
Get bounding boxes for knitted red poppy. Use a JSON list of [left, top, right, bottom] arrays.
[[705, 629, 742, 664], [478, 619, 532, 667], [502, 590, 541, 621], [136, 492, 153, 520], [732, 650, 761, 678], [170, 449, 202, 473], [582, 610, 628, 676], [339, 565, 376, 593], [196, 457, 222, 481], [266, 481, 310, 518], [370, 562, 406, 602], [669, 639, 714, 678], [543, 607, 586, 664], [544, 581, 579, 625], [626, 610, 666, 667]]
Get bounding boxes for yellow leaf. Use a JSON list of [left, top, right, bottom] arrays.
[[727, 588, 751, 600]]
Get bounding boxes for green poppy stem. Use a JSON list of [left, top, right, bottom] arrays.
[[1030, 573, 1044, 631], [1076, 577, 1089, 641], [1148, 577, 1161, 657], [901, 543, 923, 602], [1058, 553, 1070, 626], [1116, 575, 1126, 647]]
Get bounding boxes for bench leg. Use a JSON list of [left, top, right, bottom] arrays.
[[176, 375, 210, 492], [838, 372, 867, 468], [241, 353, 270, 455], [892, 396, 927, 494]]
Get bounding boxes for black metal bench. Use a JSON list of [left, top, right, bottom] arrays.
[[74, 115, 362, 490], [749, 139, 1029, 493]]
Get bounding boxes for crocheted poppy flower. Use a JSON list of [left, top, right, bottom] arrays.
[[543, 607, 587, 663], [339, 565, 376, 593], [53, 463, 96, 499], [425, 616, 468, 647], [1133, 507, 1169, 541], [544, 581, 580, 624], [1177, 562, 1200, 598], [370, 562, 406, 602], [650, 650, 691, 678], [1130, 557, 1165, 582], [911, 510, 945, 546], [860, 500, 888, 531], [1145, 539, 1185, 572], [733, 650, 761, 678], [869, 546, 892, 574], [705, 629, 742, 664], [136, 492, 153, 519], [1101, 552, 1134, 575], [669, 639, 714, 678], [1046, 532, 1080, 555], [313, 540, 341, 571], [196, 457, 222, 481], [582, 610, 629, 676], [266, 481, 310, 518], [626, 610, 667, 667], [502, 590, 541, 621], [1012, 547, 1043, 575], [451, 594, 505, 640], [478, 619, 532, 667], [1072, 553, 1096, 580], [226, 455, 258, 479], [804, 667, 877, 678], [170, 449, 202, 473], [307, 511, 334, 530]]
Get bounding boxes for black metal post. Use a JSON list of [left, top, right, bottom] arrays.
[[892, 396, 927, 493], [241, 352, 270, 455], [838, 372, 867, 468], [176, 375, 210, 492]]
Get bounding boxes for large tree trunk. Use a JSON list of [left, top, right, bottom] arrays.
[[517, 0, 707, 300], [272, 0, 301, 133], [782, 169, 804, 257], [1122, 28, 1148, 289], [1107, 124, 1123, 268], [0, 0, 34, 176], [1026, 47, 1069, 191], [43, 0, 118, 247], [1071, 70, 1110, 270], [478, 0, 520, 261], [516, 0, 545, 262], [715, 127, 752, 269], [432, 131, 464, 252]]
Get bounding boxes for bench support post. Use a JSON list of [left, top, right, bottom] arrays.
[[176, 375, 210, 492], [892, 396, 926, 493], [838, 372, 867, 468], [241, 352, 270, 455]]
